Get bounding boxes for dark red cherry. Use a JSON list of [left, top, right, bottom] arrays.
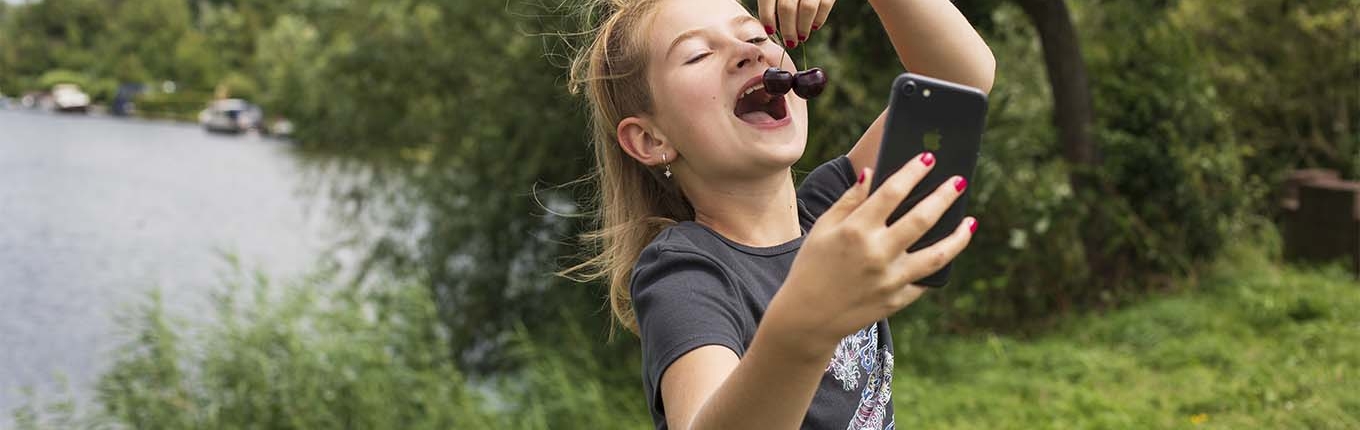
[[763, 67, 794, 95], [793, 68, 827, 99]]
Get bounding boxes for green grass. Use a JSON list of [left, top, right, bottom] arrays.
[[891, 249, 1359, 429]]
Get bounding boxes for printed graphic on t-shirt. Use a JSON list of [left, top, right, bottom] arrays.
[[825, 324, 896, 430]]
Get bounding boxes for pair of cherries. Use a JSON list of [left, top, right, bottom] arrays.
[[763, 67, 828, 99]]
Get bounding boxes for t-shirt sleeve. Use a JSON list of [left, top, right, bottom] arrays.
[[631, 244, 749, 418], [797, 155, 858, 222]]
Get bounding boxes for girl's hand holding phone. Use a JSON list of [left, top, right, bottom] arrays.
[[764, 152, 977, 359]]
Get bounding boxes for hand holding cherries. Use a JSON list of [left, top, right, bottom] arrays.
[[763, 67, 828, 100], [758, 0, 830, 101]]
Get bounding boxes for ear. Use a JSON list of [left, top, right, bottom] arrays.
[[616, 116, 672, 167]]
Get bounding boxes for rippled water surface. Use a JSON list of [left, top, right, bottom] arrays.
[[0, 111, 337, 414]]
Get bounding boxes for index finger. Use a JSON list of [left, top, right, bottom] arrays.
[[849, 152, 935, 226], [758, 0, 777, 35], [816, 167, 872, 225]]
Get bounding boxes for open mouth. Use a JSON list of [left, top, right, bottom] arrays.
[[734, 81, 789, 125]]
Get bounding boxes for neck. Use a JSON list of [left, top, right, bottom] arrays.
[[682, 168, 802, 248]]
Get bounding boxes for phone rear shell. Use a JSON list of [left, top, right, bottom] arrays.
[[870, 73, 988, 288]]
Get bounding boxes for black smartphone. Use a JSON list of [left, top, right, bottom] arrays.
[[869, 72, 988, 288]]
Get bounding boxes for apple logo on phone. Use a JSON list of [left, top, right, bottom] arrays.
[[923, 130, 943, 151]]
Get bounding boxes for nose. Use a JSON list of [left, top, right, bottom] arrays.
[[730, 43, 766, 73]]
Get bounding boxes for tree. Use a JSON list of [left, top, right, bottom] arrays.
[[98, 0, 218, 88], [0, 0, 110, 90], [1014, 0, 1097, 173], [1011, 0, 1108, 283]]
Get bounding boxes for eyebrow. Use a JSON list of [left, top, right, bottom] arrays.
[[666, 15, 763, 59]]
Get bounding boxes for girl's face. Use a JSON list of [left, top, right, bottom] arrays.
[[644, 0, 807, 180]]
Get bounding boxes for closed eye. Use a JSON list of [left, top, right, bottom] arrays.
[[684, 37, 767, 65], [685, 52, 711, 65]]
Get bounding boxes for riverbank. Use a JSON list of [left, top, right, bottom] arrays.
[[0, 98, 292, 137]]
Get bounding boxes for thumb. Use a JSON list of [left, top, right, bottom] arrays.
[[820, 167, 872, 224]]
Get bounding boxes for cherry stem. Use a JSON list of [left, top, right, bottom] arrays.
[[772, 21, 791, 71], [778, 31, 788, 70], [772, 25, 807, 72]]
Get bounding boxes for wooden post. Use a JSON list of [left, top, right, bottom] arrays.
[[1279, 169, 1340, 212], [1282, 171, 1360, 278]]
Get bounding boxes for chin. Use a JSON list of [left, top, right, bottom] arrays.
[[755, 136, 807, 170]]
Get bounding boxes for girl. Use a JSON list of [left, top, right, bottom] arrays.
[[565, 0, 993, 428]]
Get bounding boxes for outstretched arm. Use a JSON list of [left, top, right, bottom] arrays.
[[846, 0, 995, 173]]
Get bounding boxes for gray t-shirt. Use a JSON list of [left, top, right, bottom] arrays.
[[631, 156, 896, 430]]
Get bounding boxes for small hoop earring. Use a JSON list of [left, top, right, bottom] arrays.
[[662, 153, 673, 179]]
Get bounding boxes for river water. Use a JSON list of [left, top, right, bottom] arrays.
[[0, 110, 340, 416]]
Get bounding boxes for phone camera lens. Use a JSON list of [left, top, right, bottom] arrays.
[[897, 80, 919, 95]]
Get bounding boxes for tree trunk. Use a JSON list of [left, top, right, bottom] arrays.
[[1015, 0, 1098, 171], [1014, 0, 1109, 285]]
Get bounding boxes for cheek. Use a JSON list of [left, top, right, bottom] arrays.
[[791, 93, 809, 119], [656, 71, 727, 125], [764, 45, 789, 66], [672, 74, 723, 109]]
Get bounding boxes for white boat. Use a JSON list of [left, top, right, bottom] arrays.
[[51, 84, 91, 113], [198, 99, 263, 134]]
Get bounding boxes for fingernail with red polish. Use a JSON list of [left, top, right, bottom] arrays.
[[857, 169, 866, 185], [798, 34, 807, 42], [765, 25, 775, 35], [812, 24, 820, 31], [954, 177, 968, 192], [785, 40, 796, 48], [921, 152, 935, 167], [968, 218, 979, 234]]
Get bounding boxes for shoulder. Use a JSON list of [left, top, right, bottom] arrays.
[[797, 155, 858, 225], [638, 222, 720, 260], [630, 223, 753, 354], [631, 223, 734, 294], [800, 155, 858, 191]]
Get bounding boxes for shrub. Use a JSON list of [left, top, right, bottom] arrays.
[[133, 90, 212, 122], [71, 261, 649, 429], [37, 69, 91, 90], [95, 266, 500, 429]]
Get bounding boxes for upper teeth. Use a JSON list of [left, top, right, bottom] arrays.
[[741, 84, 765, 98]]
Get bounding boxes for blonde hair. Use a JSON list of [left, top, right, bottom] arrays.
[[561, 0, 694, 335]]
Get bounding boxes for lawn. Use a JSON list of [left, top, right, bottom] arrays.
[[890, 249, 1359, 429]]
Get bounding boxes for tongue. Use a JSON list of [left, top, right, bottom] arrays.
[[738, 110, 776, 124]]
